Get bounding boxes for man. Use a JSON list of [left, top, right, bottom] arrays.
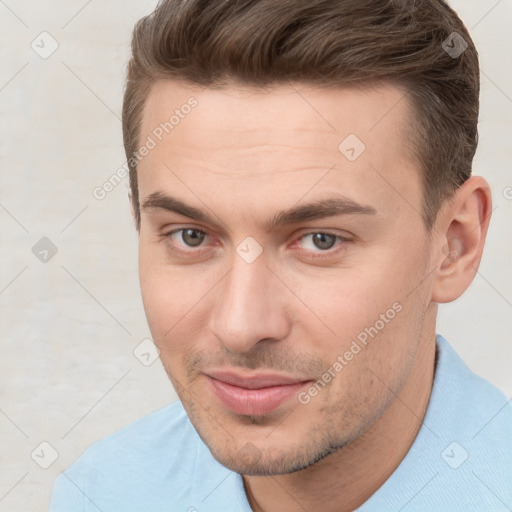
[[49, 0, 512, 510]]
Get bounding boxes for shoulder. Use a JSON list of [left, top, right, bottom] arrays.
[[49, 400, 210, 511], [423, 335, 512, 509], [434, 334, 512, 436], [83, 399, 192, 457], [72, 399, 197, 476], [359, 335, 512, 511]]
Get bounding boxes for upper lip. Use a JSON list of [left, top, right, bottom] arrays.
[[205, 369, 311, 389]]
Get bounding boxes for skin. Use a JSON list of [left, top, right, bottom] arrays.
[[134, 79, 491, 512]]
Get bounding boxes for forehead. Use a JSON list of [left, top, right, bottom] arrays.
[[141, 79, 413, 147], [137, 79, 422, 226]]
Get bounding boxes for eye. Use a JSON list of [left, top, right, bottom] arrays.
[[296, 232, 349, 256], [161, 227, 350, 259], [166, 228, 209, 250]]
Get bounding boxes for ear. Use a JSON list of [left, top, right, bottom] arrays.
[[431, 176, 492, 303]]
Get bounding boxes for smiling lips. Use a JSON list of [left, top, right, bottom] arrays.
[[206, 370, 312, 416]]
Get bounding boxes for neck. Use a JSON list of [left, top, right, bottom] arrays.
[[243, 330, 437, 512]]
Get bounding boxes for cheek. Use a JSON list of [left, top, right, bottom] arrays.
[[291, 270, 402, 347], [138, 245, 215, 357], [293, 259, 426, 392]]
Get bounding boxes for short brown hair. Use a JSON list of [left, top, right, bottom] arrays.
[[122, 0, 479, 231]]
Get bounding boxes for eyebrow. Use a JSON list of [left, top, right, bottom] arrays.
[[141, 191, 377, 231]]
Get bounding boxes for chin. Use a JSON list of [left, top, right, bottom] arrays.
[[208, 436, 350, 476]]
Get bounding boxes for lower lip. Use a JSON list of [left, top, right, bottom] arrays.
[[207, 377, 310, 416]]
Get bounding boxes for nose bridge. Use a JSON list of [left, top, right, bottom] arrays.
[[210, 250, 289, 353]]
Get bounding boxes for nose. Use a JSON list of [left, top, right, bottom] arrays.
[[208, 251, 291, 354]]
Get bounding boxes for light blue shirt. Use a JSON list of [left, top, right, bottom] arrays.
[[48, 334, 512, 511]]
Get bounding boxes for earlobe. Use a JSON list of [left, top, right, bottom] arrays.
[[431, 176, 492, 304]]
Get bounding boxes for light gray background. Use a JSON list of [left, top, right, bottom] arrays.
[[0, 1, 511, 510]]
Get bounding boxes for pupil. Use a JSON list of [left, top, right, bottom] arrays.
[[313, 233, 335, 250], [183, 229, 204, 247]]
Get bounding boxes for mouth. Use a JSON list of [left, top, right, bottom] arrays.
[[205, 369, 312, 416]]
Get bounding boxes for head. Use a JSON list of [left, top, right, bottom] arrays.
[[122, 0, 491, 475]]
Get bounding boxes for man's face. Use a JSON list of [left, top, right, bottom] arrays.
[[136, 80, 435, 475]]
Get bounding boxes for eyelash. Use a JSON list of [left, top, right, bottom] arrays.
[[160, 227, 351, 259]]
